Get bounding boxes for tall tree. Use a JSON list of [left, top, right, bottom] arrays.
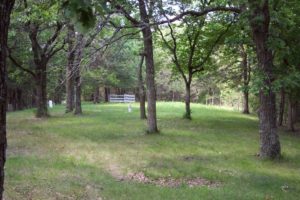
[[9, 0, 65, 117], [111, 0, 158, 132], [65, 24, 76, 113], [73, 33, 84, 115], [240, 44, 251, 114], [0, 0, 15, 198], [29, 22, 64, 117], [138, 53, 147, 119], [138, 0, 158, 132], [157, 11, 232, 119], [248, 0, 281, 158]]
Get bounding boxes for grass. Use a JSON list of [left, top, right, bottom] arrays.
[[4, 102, 300, 200]]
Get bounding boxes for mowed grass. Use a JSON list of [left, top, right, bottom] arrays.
[[4, 102, 300, 200]]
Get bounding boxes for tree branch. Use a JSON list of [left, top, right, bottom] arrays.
[[113, 3, 140, 25], [8, 54, 36, 77], [152, 6, 241, 26], [192, 21, 234, 74], [43, 22, 63, 54]]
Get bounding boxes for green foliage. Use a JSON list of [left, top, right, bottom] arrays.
[[63, 0, 96, 32]]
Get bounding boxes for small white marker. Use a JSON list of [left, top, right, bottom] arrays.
[[48, 100, 53, 108], [128, 104, 132, 112]]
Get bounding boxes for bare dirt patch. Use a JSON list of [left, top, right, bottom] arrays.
[[125, 172, 220, 188]]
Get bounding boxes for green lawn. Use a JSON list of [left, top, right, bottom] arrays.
[[5, 102, 300, 200]]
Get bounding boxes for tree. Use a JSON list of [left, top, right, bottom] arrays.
[[65, 24, 76, 113], [138, 0, 158, 132], [0, 0, 15, 198], [271, 0, 300, 129], [9, 0, 65, 117], [248, 0, 281, 158], [239, 44, 251, 114], [64, 13, 113, 114], [157, 8, 232, 119], [109, 0, 158, 132], [73, 33, 84, 115], [138, 54, 147, 119]]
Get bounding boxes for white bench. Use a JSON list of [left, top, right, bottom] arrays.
[[109, 94, 135, 103]]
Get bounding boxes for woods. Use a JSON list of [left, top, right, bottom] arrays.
[[1, 0, 300, 199]]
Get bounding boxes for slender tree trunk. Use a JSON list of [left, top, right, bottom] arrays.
[[11, 89, 16, 111], [31, 88, 36, 107], [248, 0, 281, 159], [138, 0, 158, 133], [287, 95, 296, 132], [278, 89, 285, 126], [35, 63, 48, 117], [241, 45, 250, 114], [74, 73, 82, 115], [138, 54, 147, 119], [16, 88, 22, 110], [66, 24, 75, 113], [104, 87, 110, 102], [0, 0, 14, 198], [93, 86, 100, 104], [243, 91, 249, 114], [185, 83, 192, 119], [74, 34, 84, 115]]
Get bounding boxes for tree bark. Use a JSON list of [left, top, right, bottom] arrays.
[[248, 0, 281, 159], [138, 54, 147, 119], [0, 0, 15, 198], [278, 89, 285, 126], [28, 23, 50, 118], [74, 34, 84, 115], [241, 45, 250, 114], [35, 62, 48, 117], [74, 72, 82, 115], [104, 87, 110, 102], [65, 24, 75, 113], [185, 83, 192, 119], [16, 88, 23, 110], [93, 86, 100, 104], [138, 0, 158, 133], [243, 91, 249, 114], [287, 95, 296, 132]]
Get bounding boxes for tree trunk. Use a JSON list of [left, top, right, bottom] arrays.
[[138, 0, 158, 133], [16, 88, 23, 110], [241, 45, 250, 114], [287, 95, 296, 132], [185, 83, 192, 119], [11, 89, 16, 111], [74, 72, 82, 115], [104, 87, 110, 102], [243, 90, 249, 114], [278, 89, 285, 126], [28, 23, 49, 118], [31, 88, 36, 107], [66, 24, 75, 113], [74, 34, 84, 115], [35, 63, 48, 117], [93, 86, 100, 104], [138, 54, 147, 119], [0, 0, 14, 198], [248, 0, 281, 159]]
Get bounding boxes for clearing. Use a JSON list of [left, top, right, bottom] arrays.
[[5, 102, 300, 200]]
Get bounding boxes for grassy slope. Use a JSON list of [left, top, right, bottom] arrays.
[[4, 102, 300, 200]]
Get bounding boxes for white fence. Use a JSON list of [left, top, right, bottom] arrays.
[[109, 94, 135, 103]]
